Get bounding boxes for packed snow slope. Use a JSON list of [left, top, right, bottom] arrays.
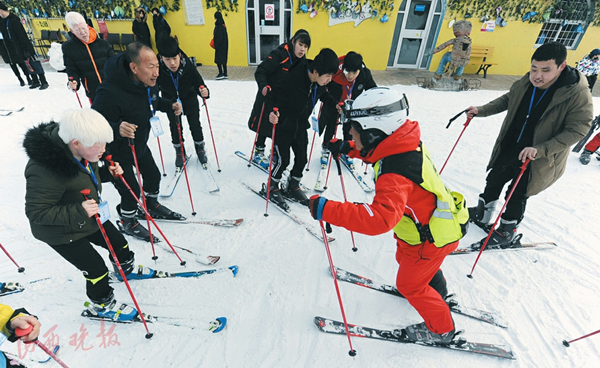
[[0, 66, 599, 367]]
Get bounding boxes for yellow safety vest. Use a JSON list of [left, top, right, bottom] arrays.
[[374, 143, 469, 247]]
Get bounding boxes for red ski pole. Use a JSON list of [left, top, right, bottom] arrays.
[[264, 107, 278, 217], [334, 157, 358, 252], [563, 328, 600, 347], [156, 136, 167, 177], [468, 159, 531, 278], [0, 243, 25, 272], [80, 189, 153, 339], [106, 156, 186, 266], [248, 86, 270, 167], [128, 139, 158, 260], [17, 326, 70, 368], [68, 77, 83, 108], [176, 115, 197, 216], [200, 86, 221, 172], [318, 220, 357, 357], [439, 116, 472, 175]]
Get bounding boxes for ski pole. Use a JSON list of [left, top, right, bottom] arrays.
[[563, 328, 600, 347], [439, 116, 473, 174], [446, 109, 468, 129], [106, 155, 186, 266], [323, 153, 333, 190], [68, 77, 83, 108], [305, 130, 317, 172], [128, 139, 158, 260], [468, 159, 531, 278], [318, 220, 357, 357], [248, 86, 270, 167], [156, 136, 167, 177], [334, 157, 358, 252], [80, 189, 153, 339], [17, 326, 70, 368], [265, 107, 278, 217], [200, 86, 221, 172], [176, 115, 197, 216], [0, 242, 25, 272]]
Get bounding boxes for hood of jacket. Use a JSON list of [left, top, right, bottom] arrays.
[[361, 119, 421, 164], [102, 52, 147, 97], [23, 122, 80, 179]]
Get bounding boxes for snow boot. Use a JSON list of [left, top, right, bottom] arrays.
[[145, 192, 185, 220], [580, 149, 593, 165], [195, 140, 208, 165], [453, 74, 462, 81], [286, 176, 309, 206], [86, 299, 140, 322], [320, 147, 331, 166], [173, 143, 187, 169], [403, 321, 456, 345], [485, 218, 519, 249], [468, 196, 499, 228], [118, 210, 159, 243], [253, 146, 270, 170]]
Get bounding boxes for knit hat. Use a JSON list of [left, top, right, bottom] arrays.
[[590, 49, 600, 57]]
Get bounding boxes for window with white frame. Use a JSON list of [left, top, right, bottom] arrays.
[[534, 0, 593, 49]]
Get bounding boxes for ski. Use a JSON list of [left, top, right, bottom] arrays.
[[108, 265, 238, 283], [235, 150, 310, 192], [241, 182, 335, 243], [0, 282, 25, 296], [340, 159, 374, 192], [314, 162, 330, 192], [136, 215, 243, 227], [0, 112, 12, 117], [452, 241, 558, 255], [160, 155, 192, 198], [200, 162, 220, 193], [0, 107, 25, 112], [314, 316, 515, 360], [3, 345, 60, 364], [332, 267, 507, 328], [572, 114, 599, 153]]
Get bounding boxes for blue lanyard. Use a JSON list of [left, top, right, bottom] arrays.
[[147, 87, 155, 116], [345, 80, 356, 99], [287, 49, 293, 66], [517, 83, 553, 143], [74, 158, 101, 202], [311, 84, 317, 109], [169, 71, 179, 97]]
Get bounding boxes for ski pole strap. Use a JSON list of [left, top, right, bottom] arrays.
[[446, 109, 468, 129]]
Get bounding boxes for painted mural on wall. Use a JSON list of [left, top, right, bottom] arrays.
[[296, 0, 394, 26]]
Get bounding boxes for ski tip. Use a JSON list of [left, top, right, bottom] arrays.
[[229, 265, 239, 277], [234, 218, 244, 226], [211, 317, 227, 333]]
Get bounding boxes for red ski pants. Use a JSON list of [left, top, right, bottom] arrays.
[[395, 238, 458, 334], [585, 132, 600, 153]]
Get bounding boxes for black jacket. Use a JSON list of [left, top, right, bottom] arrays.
[[152, 14, 171, 42], [0, 13, 34, 61], [132, 20, 152, 48], [92, 53, 173, 158], [62, 32, 115, 100], [213, 24, 228, 65], [157, 51, 209, 101]]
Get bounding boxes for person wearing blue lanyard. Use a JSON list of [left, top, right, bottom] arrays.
[[466, 42, 593, 248], [265, 48, 338, 207], [23, 108, 149, 321], [157, 36, 210, 168]]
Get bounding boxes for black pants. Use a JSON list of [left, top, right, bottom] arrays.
[[113, 147, 161, 213], [10, 62, 31, 83], [49, 221, 134, 304], [167, 96, 204, 144], [272, 126, 308, 181], [587, 74, 597, 92], [217, 63, 228, 76], [481, 156, 531, 222]]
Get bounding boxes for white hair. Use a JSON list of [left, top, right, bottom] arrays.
[[58, 109, 114, 147], [65, 12, 86, 29]]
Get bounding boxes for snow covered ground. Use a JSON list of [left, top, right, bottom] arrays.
[[0, 65, 599, 367]]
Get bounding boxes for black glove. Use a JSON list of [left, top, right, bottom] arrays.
[[309, 195, 328, 220], [327, 138, 352, 158]]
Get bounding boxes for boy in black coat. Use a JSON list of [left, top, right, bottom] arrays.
[[157, 36, 210, 168], [265, 48, 339, 206]]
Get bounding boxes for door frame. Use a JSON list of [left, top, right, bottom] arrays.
[[246, 0, 293, 65]]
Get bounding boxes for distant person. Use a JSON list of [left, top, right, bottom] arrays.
[[213, 11, 228, 80], [576, 48, 599, 92], [152, 8, 171, 45], [431, 20, 472, 81], [62, 11, 114, 103], [0, 3, 49, 89], [132, 7, 152, 48], [0, 28, 32, 86]]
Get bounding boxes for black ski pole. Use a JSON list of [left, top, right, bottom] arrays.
[[446, 109, 468, 129], [80, 189, 153, 339]]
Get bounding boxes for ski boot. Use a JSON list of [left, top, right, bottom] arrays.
[[320, 147, 331, 166], [145, 192, 186, 220], [195, 140, 208, 166], [579, 149, 593, 165], [340, 154, 354, 169], [0, 282, 23, 296], [252, 146, 270, 170], [112, 263, 157, 282], [173, 143, 187, 169], [403, 321, 456, 345], [468, 196, 498, 232], [118, 214, 159, 243], [84, 299, 145, 322], [484, 218, 519, 249], [285, 176, 309, 206], [261, 180, 289, 211]]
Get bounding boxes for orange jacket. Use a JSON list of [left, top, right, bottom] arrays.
[[321, 119, 436, 237]]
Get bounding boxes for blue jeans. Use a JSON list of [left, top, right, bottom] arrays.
[[435, 52, 464, 77]]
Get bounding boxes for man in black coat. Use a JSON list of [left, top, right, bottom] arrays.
[[0, 4, 48, 89], [132, 7, 152, 48], [157, 36, 210, 168], [265, 48, 339, 206], [0, 26, 31, 86], [63, 11, 114, 103], [152, 8, 171, 45], [213, 11, 228, 79], [92, 42, 184, 242]]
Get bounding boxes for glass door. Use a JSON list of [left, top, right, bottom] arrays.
[[246, 0, 292, 65]]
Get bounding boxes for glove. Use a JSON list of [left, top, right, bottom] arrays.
[[309, 195, 328, 220], [327, 139, 352, 158]]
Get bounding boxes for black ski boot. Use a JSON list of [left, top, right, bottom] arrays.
[[195, 141, 208, 166], [145, 192, 186, 220], [485, 218, 519, 249], [261, 180, 289, 211], [174, 143, 187, 169], [403, 321, 456, 345], [286, 176, 309, 206], [580, 149, 593, 165], [118, 210, 159, 243], [468, 196, 498, 231]]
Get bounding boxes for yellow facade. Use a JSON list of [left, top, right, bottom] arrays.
[[33, 0, 600, 76]]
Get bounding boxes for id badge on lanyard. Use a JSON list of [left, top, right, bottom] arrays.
[[150, 116, 164, 137], [98, 200, 111, 223]]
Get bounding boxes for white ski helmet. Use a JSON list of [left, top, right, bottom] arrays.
[[346, 87, 409, 151]]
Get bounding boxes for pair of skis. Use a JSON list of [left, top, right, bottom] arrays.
[[314, 155, 373, 193], [161, 155, 219, 198], [0, 107, 25, 116]]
